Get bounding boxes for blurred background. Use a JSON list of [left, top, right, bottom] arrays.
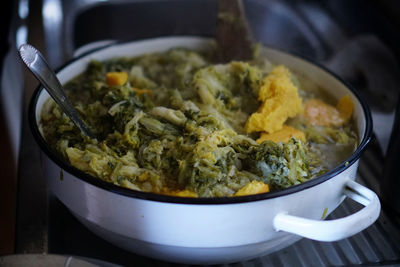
[[1, 0, 400, 266]]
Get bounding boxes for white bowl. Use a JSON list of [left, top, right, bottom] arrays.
[[29, 36, 379, 264]]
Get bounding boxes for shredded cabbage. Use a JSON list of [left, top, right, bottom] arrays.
[[40, 48, 357, 197]]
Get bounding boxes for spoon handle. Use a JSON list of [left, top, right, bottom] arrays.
[[19, 44, 95, 139], [216, 0, 253, 62]]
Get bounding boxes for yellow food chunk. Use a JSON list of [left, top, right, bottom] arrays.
[[106, 72, 128, 86], [161, 189, 198, 198], [257, 125, 305, 144], [234, 181, 270, 196], [132, 88, 152, 96], [303, 95, 354, 127], [336, 95, 354, 123], [303, 99, 338, 126], [245, 66, 302, 133]]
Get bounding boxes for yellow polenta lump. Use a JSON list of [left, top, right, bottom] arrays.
[[234, 181, 270, 196], [161, 189, 198, 197], [257, 125, 305, 144], [303, 95, 354, 127], [336, 95, 354, 123], [245, 65, 302, 133], [106, 71, 128, 86]]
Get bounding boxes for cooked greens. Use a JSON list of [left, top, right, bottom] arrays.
[[40, 48, 357, 197]]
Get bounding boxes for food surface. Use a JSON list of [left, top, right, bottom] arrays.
[[40, 47, 358, 198]]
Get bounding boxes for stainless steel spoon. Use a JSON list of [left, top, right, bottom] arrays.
[[19, 44, 95, 139]]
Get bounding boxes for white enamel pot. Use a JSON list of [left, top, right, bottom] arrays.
[[29, 37, 380, 265]]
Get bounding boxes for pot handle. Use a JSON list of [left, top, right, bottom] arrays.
[[273, 180, 381, 241]]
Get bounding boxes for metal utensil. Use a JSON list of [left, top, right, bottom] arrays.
[[19, 44, 95, 139], [216, 0, 253, 62]]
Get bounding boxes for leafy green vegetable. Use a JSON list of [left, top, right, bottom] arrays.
[[40, 48, 357, 197]]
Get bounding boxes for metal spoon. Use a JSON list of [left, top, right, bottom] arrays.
[[19, 44, 95, 139]]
